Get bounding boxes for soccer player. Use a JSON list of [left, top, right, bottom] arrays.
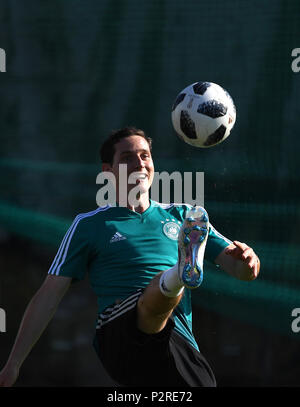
[[0, 127, 260, 387]]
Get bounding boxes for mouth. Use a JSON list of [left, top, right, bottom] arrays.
[[130, 172, 148, 181]]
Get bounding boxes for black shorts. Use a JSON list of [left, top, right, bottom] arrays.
[[93, 289, 216, 387]]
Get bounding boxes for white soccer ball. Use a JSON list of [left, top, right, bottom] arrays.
[[171, 81, 236, 148]]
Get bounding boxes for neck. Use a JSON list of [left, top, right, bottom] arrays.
[[117, 192, 150, 213]]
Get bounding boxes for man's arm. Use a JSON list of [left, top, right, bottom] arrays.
[[0, 274, 72, 387], [214, 240, 260, 281]]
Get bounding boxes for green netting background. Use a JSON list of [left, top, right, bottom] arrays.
[[0, 0, 300, 348]]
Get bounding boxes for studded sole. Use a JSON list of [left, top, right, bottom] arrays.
[[178, 208, 209, 289]]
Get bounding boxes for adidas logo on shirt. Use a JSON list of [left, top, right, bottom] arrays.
[[110, 232, 127, 243]]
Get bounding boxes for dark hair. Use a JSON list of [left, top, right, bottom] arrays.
[[100, 126, 152, 164]]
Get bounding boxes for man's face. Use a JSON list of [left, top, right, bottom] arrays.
[[103, 135, 154, 198]]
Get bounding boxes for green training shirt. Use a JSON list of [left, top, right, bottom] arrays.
[[48, 200, 231, 350]]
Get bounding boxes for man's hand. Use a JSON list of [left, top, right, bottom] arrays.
[[224, 241, 260, 280], [0, 364, 19, 387], [0, 275, 72, 387]]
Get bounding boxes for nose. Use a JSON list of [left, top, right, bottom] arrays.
[[133, 154, 145, 169]]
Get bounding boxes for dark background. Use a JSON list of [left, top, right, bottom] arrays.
[[0, 0, 300, 386]]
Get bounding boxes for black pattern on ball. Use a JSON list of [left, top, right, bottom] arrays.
[[204, 125, 227, 146], [193, 82, 211, 95], [197, 100, 227, 118], [180, 110, 197, 139], [172, 93, 186, 111]]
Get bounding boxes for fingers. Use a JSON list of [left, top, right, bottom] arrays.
[[225, 241, 248, 257], [248, 255, 257, 269], [225, 241, 249, 255], [241, 247, 254, 262], [224, 243, 238, 255], [226, 241, 260, 278], [232, 241, 255, 261], [238, 244, 260, 279], [232, 241, 248, 251]]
